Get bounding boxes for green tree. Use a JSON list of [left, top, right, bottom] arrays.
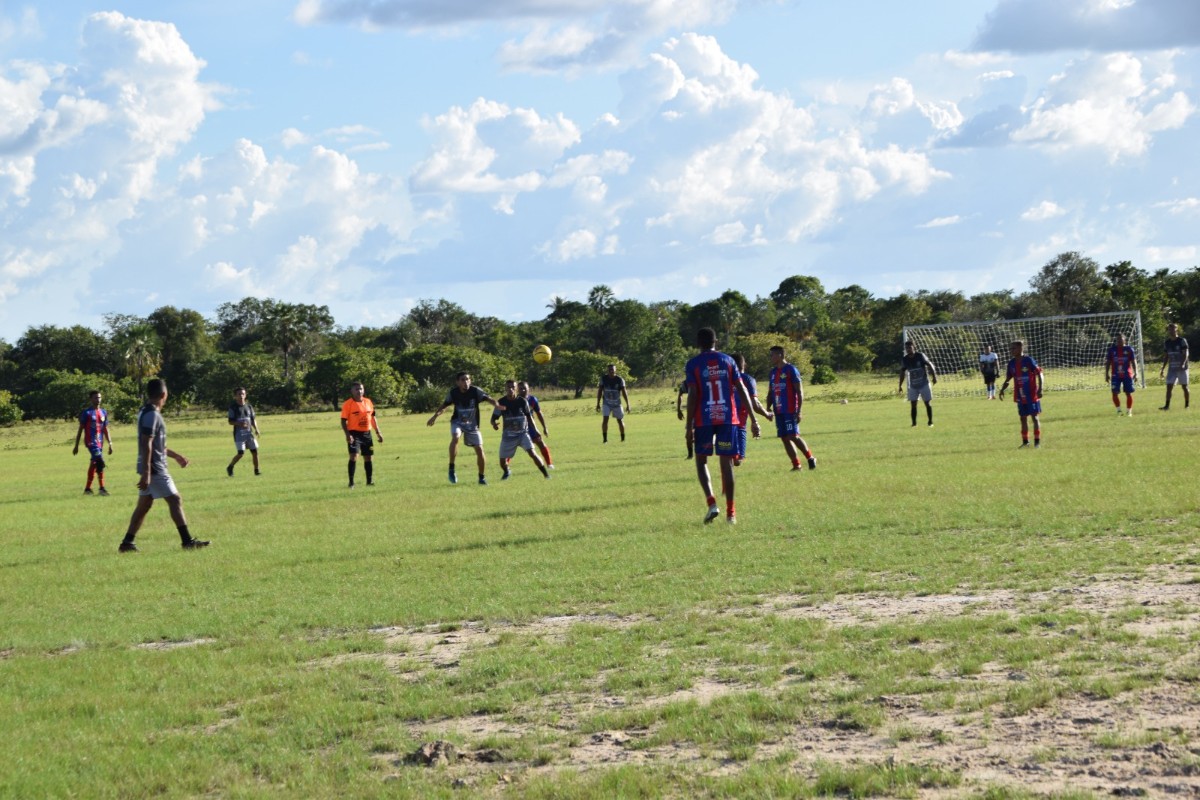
[[306, 345, 413, 409], [392, 344, 517, 394], [147, 306, 214, 393], [553, 351, 629, 398], [18, 370, 138, 422], [1028, 251, 1112, 315], [771, 275, 828, 339], [114, 323, 163, 396], [192, 352, 289, 410], [10, 325, 115, 392], [261, 301, 334, 379]]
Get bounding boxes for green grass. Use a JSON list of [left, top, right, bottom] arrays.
[[2, 383, 1199, 797]]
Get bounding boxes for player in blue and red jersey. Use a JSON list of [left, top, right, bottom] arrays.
[[684, 328, 759, 525], [1105, 333, 1139, 416], [731, 354, 771, 467], [765, 345, 817, 471], [73, 390, 113, 495], [999, 340, 1044, 448]]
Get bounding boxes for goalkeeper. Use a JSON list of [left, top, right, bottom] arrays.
[[898, 341, 938, 427]]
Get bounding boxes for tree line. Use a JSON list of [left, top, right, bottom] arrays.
[[1, 251, 1196, 423]]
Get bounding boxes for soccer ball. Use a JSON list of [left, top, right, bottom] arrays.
[[532, 344, 553, 365]]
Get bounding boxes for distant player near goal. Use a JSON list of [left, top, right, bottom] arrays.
[[979, 345, 1000, 400], [1105, 333, 1138, 416], [1159, 323, 1189, 410], [596, 364, 630, 443], [999, 340, 1043, 448], [898, 340, 938, 427]]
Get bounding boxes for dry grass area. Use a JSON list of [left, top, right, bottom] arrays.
[[336, 564, 1200, 796]]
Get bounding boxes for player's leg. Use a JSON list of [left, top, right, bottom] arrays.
[[617, 416, 626, 441], [793, 434, 817, 469], [524, 446, 549, 477], [363, 454, 374, 485], [719, 454, 737, 523], [447, 430, 461, 483], [1019, 414, 1030, 446], [924, 400, 934, 426], [473, 443, 487, 484], [1163, 380, 1173, 410], [250, 448, 260, 474], [165, 493, 207, 548], [93, 452, 109, 494], [693, 427, 719, 523], [601, 413, 609, 443], [347, 439, 360, 487], [119, 494, 155, 550], [1031, 413, 1041, 446], [1111, 380, 1122, 413], [909, 400, 918, 426], [1124, 379, 1134, 413]]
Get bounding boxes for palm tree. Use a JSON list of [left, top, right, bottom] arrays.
[[119, 324, 162, 396]]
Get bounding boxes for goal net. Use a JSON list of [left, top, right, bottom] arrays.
[[901, 311, 1144, 397]]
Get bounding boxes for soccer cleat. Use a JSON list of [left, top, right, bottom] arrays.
[[448, 469, 457, 485], [547, 464, 555, 470], [181, 538, 210, 549], [118, 541, 138, 553], [366, 480, 375, 486], [84, 488, 94, 495], [927, 422, 934, 427], [98, 487, 110, 496], [726, 515, 737, 526], [1160, 405, 1170, 411], [478, 476, 488, 486], [226, 464, 234, 477], [1125, 409, 1133, 417], [1116, 409, 1123, 416], [791, 464, 802, 471], [807, 456, 818, 470], [544, 472, 552, 480], [1019, 442, 1030, 448], [348, 482, 355, 489], [502, 469, 512, 480], [704, 504, 720, 524], [1034, 442, 1041, 449]]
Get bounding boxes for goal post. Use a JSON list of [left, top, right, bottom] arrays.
[[901, 311, 1145, 397]]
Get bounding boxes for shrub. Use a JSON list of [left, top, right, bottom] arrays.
[[811, 364, 838, 385], [0, 390, 21, 425]]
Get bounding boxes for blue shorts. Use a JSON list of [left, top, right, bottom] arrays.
[[735, 425, 747, 458], [87, 445, 105, 460], [1017, 401, 1041, 417], [774, 414, 800, 438], [1110, 376, 1135, 394], [694, 424, 737, 457]]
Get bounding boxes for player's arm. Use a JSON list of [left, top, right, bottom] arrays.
[[251, 412, 260, 437], [72, 421, 84, 455], [750, 394, 772, 419], [897, 365, 906, 392], [103, 421, 113, 454], [534, 409, 548, 436], [924, 355, 937, 383], [684, 384, 698, 444], [341, 412, 353, 440], [676, 387, 684, 420], [165, 447, 189, 468], [595, 383, 603, 411], [138, 431, 153, 489], [621, 383, 630, 411], [371, 410, 382, 442], [427, 398, 454, 426], [795, 378, 805, 421], [1104, 350, 1112, 381]]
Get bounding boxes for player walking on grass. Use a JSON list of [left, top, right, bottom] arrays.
[[999, 340, 1043, 448], [899, 340, 938, 426], [118, 379, 208, 552], [731, 354, 770, 467], [685, 328, 759, 525], [980, 345, 1000, 399], [1159, 323, 1189, 410], [73, 390, 113, 496], [492, 381, 551, 480], [226, 387, 261, 477], [517, 381, 554, 468], [765, 345, 817, 471], [427, 372, 497, 485], [596, 363, 630, 443], [341, 381, 383, 488], [1106, 333, 1138, 416]]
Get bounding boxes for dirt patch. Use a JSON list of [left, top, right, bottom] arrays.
[[134, 637, 215, 651], [346, 569, 1200, 795]]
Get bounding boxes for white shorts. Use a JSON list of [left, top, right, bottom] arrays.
[[234, 431, 258, 453], [1166, 366, 1189, 386], [907, 384, 932, 403], [451, 421, 483, 448], [498, 432, 533, 460], [602, 402, 625, 420], [139, 474, 179, 499]]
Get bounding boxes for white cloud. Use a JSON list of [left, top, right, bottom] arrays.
[[294, 0, 738, 71], [918, 215, 962, 228], [1152, 197, 1199, 214], [1011, 53, 1194, 159], [974, 0, 1200, 53], [1021, 200, 1067, 221], [1144, 244, 1197, 262]]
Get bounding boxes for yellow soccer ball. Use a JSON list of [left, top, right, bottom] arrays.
[[532, 344, 553, 365]]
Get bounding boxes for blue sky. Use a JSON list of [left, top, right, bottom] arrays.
[[1, 0, 1198, 340]]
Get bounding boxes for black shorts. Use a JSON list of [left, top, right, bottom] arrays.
[[347, 430, 374, 456], [982, 371, 997, 384]]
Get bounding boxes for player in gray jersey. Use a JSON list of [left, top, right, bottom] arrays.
[[898, 340, 938, 427], [118, 379, 208, 552], [226, 387, 261, 476], [596, 363, 630, 443], [491, 380, 550, 480], [1159, 323, 1190, 410]]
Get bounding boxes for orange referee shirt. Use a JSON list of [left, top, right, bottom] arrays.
[[340, 397, 375, 432]]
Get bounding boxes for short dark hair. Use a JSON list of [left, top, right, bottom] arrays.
[[233, 386, 246, 393], [769, 345, 785, 356], [731, 353, 746, 369], [146, 379, 166, 400], [455, 372, 470, 381], [697, 328, 716, 349], [88, 389, 101, 398]]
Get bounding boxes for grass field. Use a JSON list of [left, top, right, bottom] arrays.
[[2, 380, 1199, 798]]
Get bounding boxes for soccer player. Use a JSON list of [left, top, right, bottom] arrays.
[[999, 340, 1043, 448], [517, 381, 554, 469], [1159, 323, 1189, 410], [225, 387, 261, 477], [73, 389, 113, 496], [684, 328, 759, 524], [118, 379, 208, 552], [731, 354, 771, 466], [899, 341, 938, 426], [1105, 333, 1138, 416], [340, 381, 383, 488], [427, 372, 497, 485], [676, 380, 693, 459], [491, 381, 551, 480], [596, 363, 630, 443], [765, 345, 817, 471], [979, 345, 1000, 399]]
